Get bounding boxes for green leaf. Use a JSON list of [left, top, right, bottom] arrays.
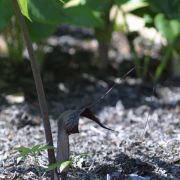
[[17, 0, 31, 21], [148, 0, 180, 19], [0, 0, 13, 31], [115, 0, 129, 6], [27, 0, 67, 25], [31, 145, 55, 154], [84, 0, 115, 12], [118, 0, 148, 12], [15, 145, 55, 157], [65, 5, 103, 27], [27, 21, 57, 41], [46, 160, 72, 172], [15, 146, 31, 157], [18, 0, 103, 27], [35, 145, 55, 152], [58, 0, 65, 4], [144, 14, 153, 25], [60, 160, 72, 173], [46, 162, 62, 171], [154, 14, 180, 43]]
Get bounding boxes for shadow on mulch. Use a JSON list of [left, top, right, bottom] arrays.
[[8, 152, 178, 180], [137, 151, 180, 179], [87, 152, 179, 180]]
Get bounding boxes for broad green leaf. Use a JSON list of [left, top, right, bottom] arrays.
[[120, 0, 148, 13], [0, 0, 13, 31], [19, 0, 108, 28], [27, 21, 57, 41], [28, 0, 67, 25], [144, 14, 153, 24], [148, 0, 180, 19], [154, 14, 180, 43], [46, 160, 72, 172], [27, 22, 56, 42], [64, 0, 81, 8], [65, 5, 103, 27], [115, 0, 130, 6], [85, 0, 115, 12], [46, 162, 62, 171], [60, 160, 72, 173], [59, 0, 65, 4], [17, 0, 31, 21]]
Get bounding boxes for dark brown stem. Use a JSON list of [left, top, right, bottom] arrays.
[[13, 0, 57, 179]]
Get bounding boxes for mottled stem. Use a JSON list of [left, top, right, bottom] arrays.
[[57, 120, 70, 163]]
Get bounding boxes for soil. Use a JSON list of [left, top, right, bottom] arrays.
[[0, 29, 180, 180]]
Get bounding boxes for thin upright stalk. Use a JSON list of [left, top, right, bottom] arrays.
[[13, 0, 57, 179], [154, 45, 173, 82], [120, 7, 141, 78]]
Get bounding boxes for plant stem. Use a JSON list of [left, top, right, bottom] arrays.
[[13, 0, 57, 179], [120, 7, 141, 78], [153, 45, 173, 82], [142, 55, 150, 79], [95, 1, 113, 68]]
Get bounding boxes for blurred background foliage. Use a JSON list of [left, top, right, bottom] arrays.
[[0, 0, 180, 99]]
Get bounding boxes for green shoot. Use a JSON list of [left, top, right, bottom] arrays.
[[46, 160, 72, 172], [15, 144, 55, 158], [46, 153, 88, 173]]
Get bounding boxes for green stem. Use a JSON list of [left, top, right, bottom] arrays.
[[142, 32, 158, 80], [120, 7, 141, 78], [129, 40, 141, 78], [153, 45, 173, 82], [142, 55, 150, 79], [95, 1, 114, 68]]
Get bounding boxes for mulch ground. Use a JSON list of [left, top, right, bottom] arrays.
[[0, 77, 179, 180], [0, 29, 179, 179]]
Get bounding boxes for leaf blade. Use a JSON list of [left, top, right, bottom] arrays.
[[17, 0, 32, 21]]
